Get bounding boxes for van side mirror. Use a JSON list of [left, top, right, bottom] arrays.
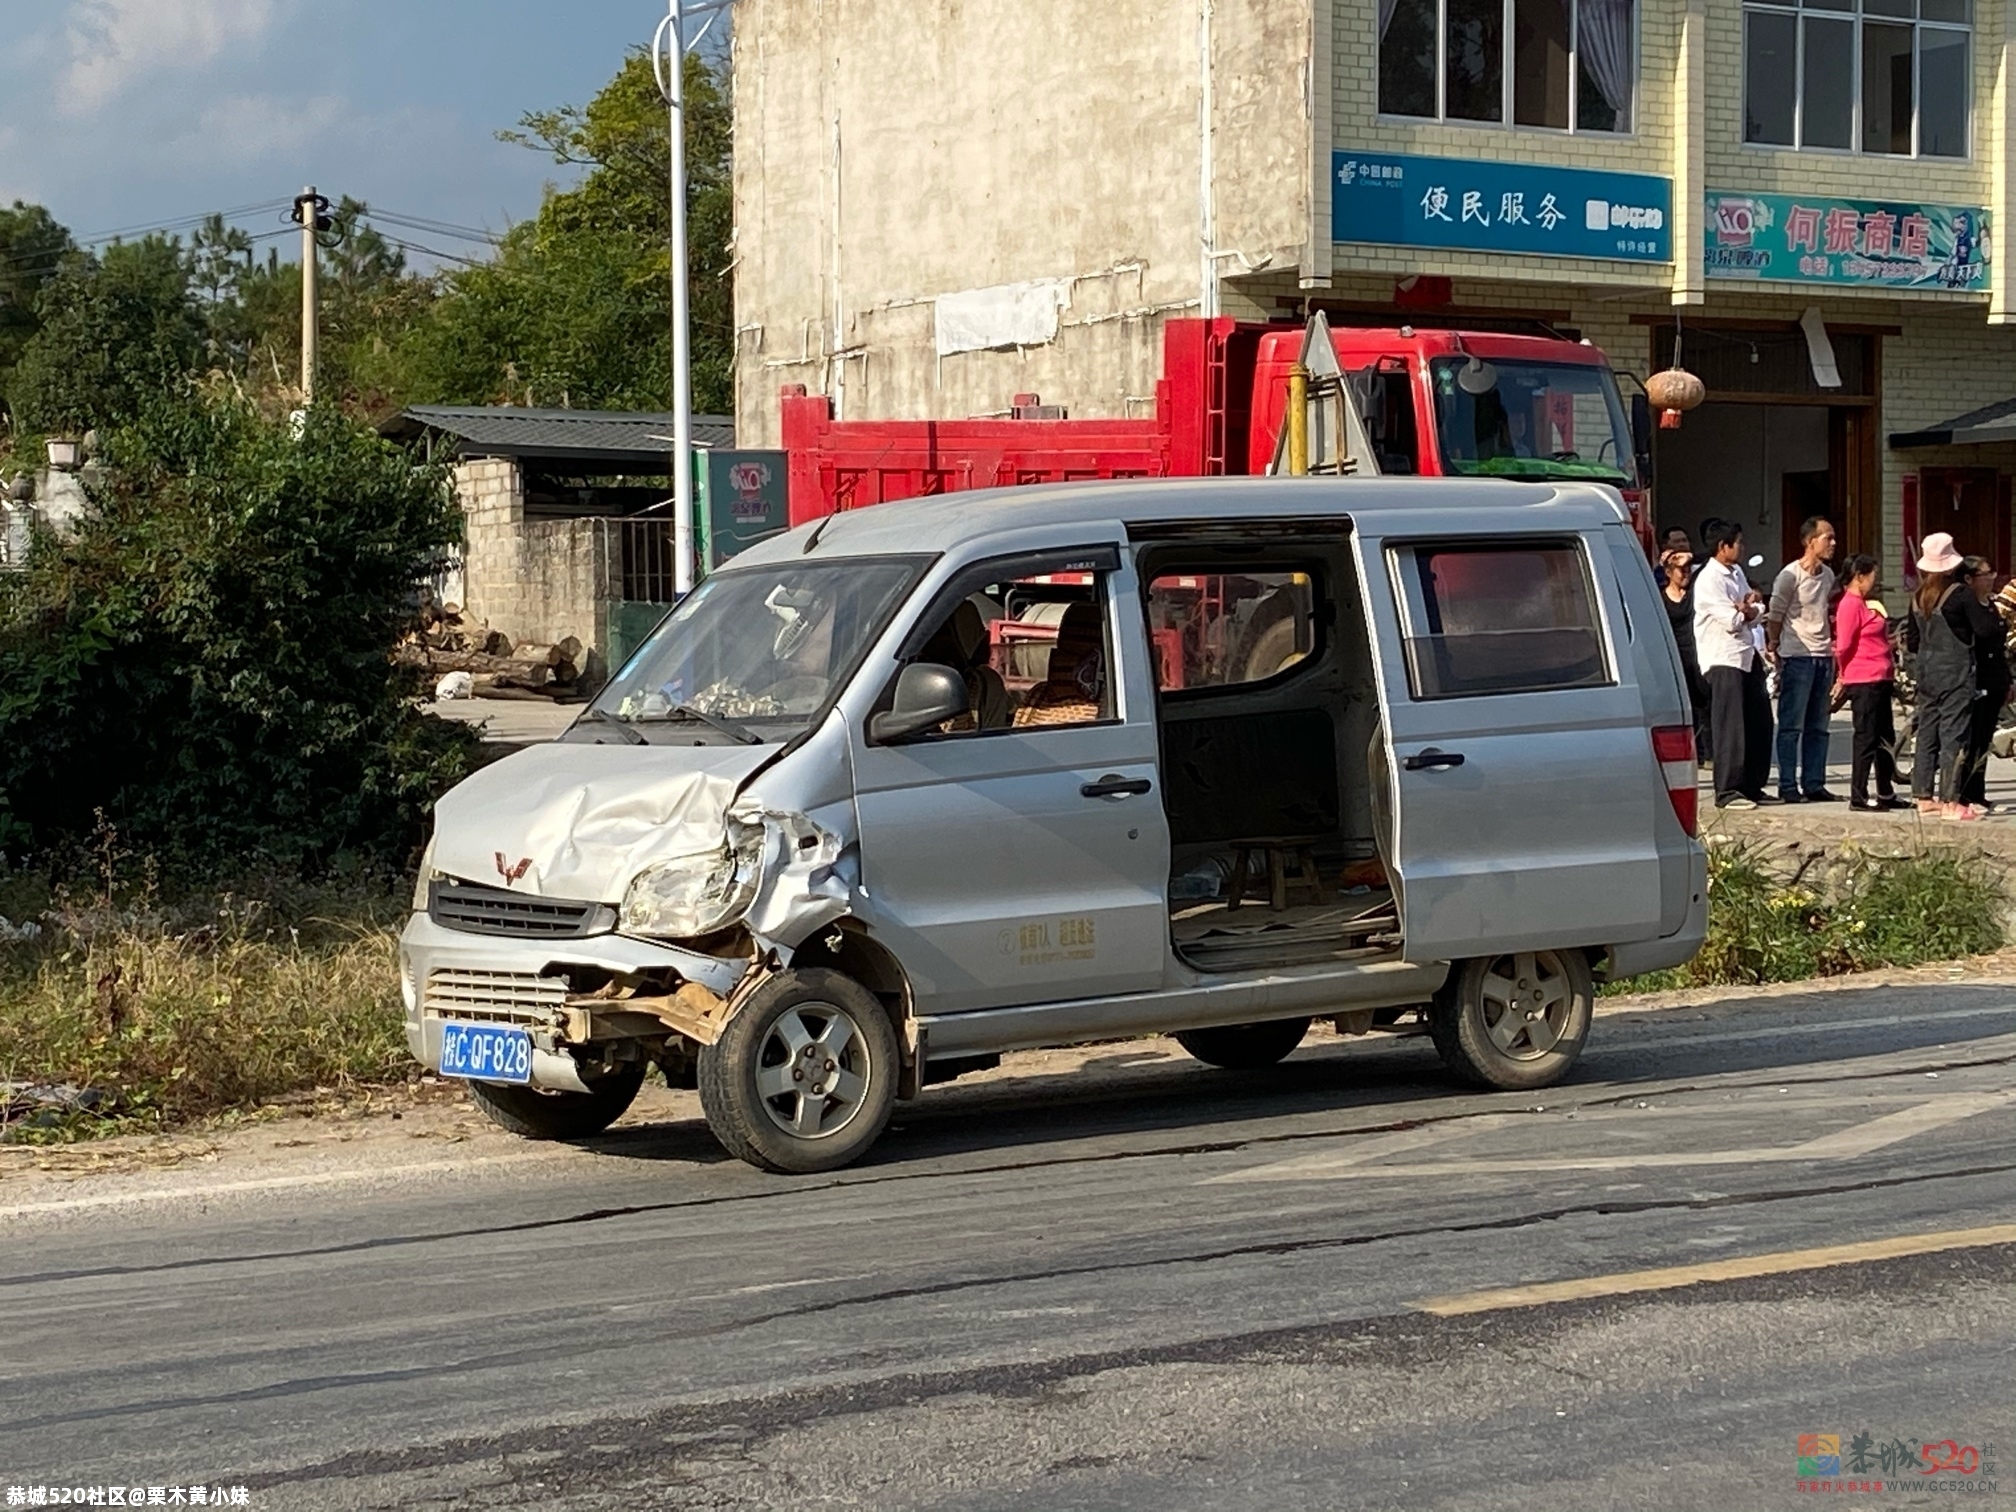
[[869, 663, 970, 743], [1630, 392, 1655, 484]]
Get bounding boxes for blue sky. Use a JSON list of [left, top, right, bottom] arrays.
[[0, 1, 679, 263]]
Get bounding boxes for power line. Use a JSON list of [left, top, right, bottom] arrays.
[[377, 235, 488, 268], [71, 198, 295, 247], [368, 209, 505, 244]]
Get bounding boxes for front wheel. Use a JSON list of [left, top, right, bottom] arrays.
[[468, 1064, 646, 1141], [1174, 1017, 1311, 1069], [698, 968, 900, 1174], [1429, 950, 1593, 1091]]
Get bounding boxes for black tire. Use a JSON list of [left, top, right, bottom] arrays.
[[1173, 1017, 1312, 1070], [467, 1064, 646, 1141], [698, 968, 900, 1174], [1429, 949, 1594, 1091]]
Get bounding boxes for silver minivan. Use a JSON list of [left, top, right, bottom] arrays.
[[400, 478, 1706, 1172]]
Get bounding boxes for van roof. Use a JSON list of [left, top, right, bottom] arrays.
[[730, 476, 1629, 568]]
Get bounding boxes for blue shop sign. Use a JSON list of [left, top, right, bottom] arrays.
[[1334, 151, 1672, 264]]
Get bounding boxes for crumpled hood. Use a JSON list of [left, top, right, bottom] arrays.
[[432, 742, 774, 904]]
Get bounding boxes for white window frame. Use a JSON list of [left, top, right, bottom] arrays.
[[1740, 0, 1973, 159], [1376, 0, 1639, 136]]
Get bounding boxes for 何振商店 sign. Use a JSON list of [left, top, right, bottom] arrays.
[[1705, 191, 1989, 290]]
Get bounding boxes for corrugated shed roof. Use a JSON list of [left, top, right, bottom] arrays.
[[388, 405, 735, 464]]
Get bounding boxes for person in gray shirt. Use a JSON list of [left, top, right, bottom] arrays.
[[1766, 516, 1840, 802]]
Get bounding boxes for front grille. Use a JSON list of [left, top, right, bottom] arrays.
[[423, 969, 568, 1025], [429, 880, 614, 939]]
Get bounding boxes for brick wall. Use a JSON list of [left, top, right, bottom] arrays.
[[455, 458, 618, 673]]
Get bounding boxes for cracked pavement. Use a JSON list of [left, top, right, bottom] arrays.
[[2, 974, 2013, 1509]]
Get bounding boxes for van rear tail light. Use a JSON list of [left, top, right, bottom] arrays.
[[1652, 725, 1698, 837]]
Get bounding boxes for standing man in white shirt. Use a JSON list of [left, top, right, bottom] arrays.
[[1766, 516, 1841, 802], [1694, 520, 1778, 810]]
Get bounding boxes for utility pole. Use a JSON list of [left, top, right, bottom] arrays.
[[292, 186, 330, 405], [654, 0, 729, 597]]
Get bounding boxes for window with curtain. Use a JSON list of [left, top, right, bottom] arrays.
[[1378, 0, 1635, 131], [1742, 0, 1970, 156]]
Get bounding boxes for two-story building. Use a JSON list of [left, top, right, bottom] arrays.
[[733, 0, 2016, 574]]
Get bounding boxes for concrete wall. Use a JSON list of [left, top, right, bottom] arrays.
[[732, 0, 1320, 444], [454, 458, 618, 669]]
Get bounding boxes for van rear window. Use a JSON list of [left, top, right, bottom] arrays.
[[1396, 543, 1611, 699]]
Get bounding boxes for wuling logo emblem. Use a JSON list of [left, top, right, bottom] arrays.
[[494, 853, 533, 886]]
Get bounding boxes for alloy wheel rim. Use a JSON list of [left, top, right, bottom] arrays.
[[1477, 951, 1573, 1061], [754, 1003, 871, 1140]]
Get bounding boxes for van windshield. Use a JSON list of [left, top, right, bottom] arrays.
[[587, 557, 926, 743], [1429, 358, 1638, 488]]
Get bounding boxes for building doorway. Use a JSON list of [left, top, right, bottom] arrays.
[[1646, 323, 1881, 567]]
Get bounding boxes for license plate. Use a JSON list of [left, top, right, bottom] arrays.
[[438, 1022, 533, 1084]]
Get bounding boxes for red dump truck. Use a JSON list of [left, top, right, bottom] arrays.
[[776, 316, 1654, 688], [781, 317, 1652, 534]]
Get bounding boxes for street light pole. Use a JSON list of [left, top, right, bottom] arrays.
[[654, 0, 730, 597]]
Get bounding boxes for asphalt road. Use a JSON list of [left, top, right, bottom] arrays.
[[3, 979, 2014, 1510]]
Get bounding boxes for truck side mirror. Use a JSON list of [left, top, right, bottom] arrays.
[[1631, 392, 1655, 484], [870, 663, 970, 743]]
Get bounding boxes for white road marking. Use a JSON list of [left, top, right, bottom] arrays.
[[1218, 1089, 2016, 1182], [0, 1149, 567, 1220]]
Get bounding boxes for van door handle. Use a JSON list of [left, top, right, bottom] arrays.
[[1403, 749, 1466, 771], [1082, 775, 1153, 799]]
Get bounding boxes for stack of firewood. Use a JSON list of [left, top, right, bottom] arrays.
[[398, 603, 587, 700]]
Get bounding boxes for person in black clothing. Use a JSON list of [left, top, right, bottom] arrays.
[[1659, 540, 1709, 747], [1672, 521, 1719, 757], [1957, 556, 2012, 810], [1902, 533, 1983, 819]]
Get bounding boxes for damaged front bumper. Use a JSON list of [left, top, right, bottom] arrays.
[[398, 912, 755, 1092]]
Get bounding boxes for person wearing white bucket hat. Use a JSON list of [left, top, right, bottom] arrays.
[[1903, 532, 1983, 819]]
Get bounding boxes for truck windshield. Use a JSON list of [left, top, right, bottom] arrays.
[[588, 557, 926, 742], [1429, 358, 1639, 488]]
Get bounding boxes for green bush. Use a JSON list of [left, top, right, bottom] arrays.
[[0, 392, 478, 875], [1621, 841, 2007, 992]]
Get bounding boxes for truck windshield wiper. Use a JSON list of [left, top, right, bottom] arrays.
[[577, 707, 647, 745], [659, 703, 763, 745]]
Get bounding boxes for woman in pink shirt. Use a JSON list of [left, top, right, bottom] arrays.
[[1833, 553, 1903, 811]]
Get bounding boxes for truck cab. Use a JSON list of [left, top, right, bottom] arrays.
[[1247, 325, 1651, 541]]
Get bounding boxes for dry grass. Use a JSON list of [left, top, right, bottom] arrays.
[[0, 871, 412, 1143]]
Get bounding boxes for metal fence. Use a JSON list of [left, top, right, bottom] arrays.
[[607, 516, 681, 604]]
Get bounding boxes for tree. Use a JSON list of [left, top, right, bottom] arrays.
[[400, 49, 732, 414], [0, 391, 475, 871], [8, 235, 206, 437], [0, 203, 78, 423]]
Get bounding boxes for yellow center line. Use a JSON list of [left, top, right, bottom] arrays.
[[1411, 1222, 2016, 1317]]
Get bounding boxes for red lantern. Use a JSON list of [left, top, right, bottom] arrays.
[[1645, 367, 1706, 430]]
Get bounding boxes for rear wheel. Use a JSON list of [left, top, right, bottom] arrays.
[[1173, 1017, 1311, 1069], [468, 1064, 645, 1141], [1429, 950, 1593, 1091], [698, 968, 900, 1174]]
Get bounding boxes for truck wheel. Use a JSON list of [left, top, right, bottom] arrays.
[[468, 1065, 646, 1141], [698, 968, 899, 1174], [1173, 1017, 1311, 1069], [1429, 950, 1593, 1091], [1237, 612, 1304, 683]]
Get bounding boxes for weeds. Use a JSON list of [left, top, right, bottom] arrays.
[[1619, 840, 2008, 993], [0, 851, 411, 1143]]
